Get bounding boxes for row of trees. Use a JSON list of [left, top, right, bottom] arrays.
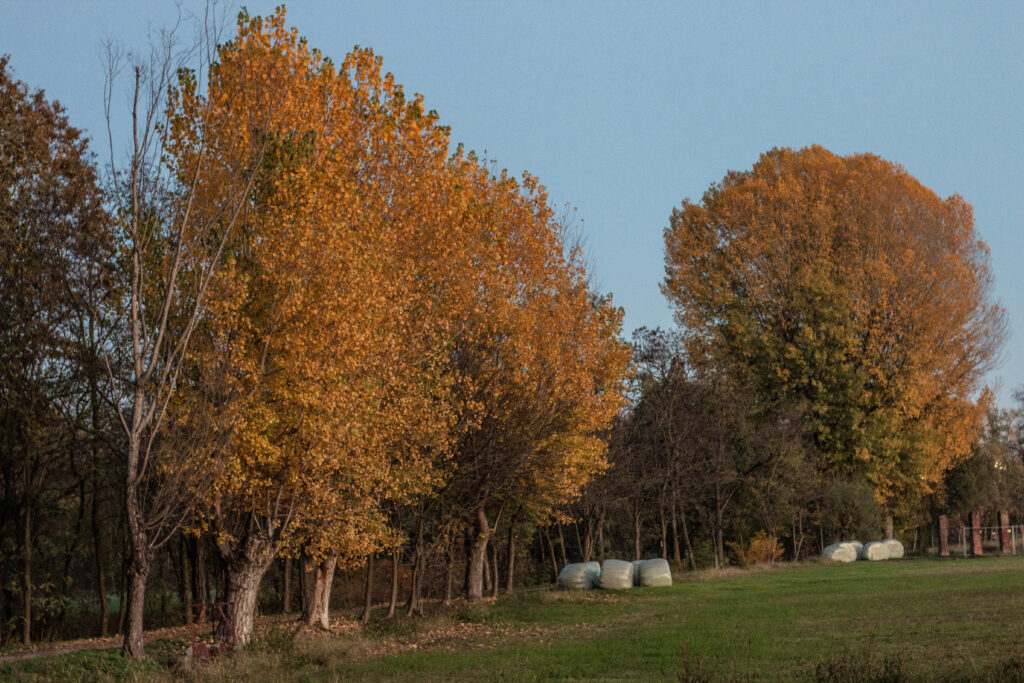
[[1, 11, 1013, 661], [0, 9, 629, 656]]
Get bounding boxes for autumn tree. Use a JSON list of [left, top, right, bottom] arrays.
[[663, 145, 1006, 512], [0, 56, 114, 644], [170, 10, 462, 644], [102, 11, 268, 656]]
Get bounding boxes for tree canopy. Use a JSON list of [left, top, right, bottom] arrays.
[[663, 145, 1006, 507]]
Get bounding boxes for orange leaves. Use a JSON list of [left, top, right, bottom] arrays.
[[663, 145, 1006, 506]]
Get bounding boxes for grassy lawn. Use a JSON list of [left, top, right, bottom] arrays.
[[6, 555, 1024, 681]]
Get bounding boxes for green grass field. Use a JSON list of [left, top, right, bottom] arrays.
[[6, 555, 1024, 681]]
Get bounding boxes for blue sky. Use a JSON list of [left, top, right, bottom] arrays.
[[2, 1, 1022, 405]]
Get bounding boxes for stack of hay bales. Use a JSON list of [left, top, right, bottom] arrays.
[[558, 558, 673, 590], [821, 538, 904, 562]]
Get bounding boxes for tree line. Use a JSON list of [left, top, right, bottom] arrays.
[[0, 9, 1014, 661]]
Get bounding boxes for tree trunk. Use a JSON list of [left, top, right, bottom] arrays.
[[659, 497, 668, 559], [885, 514, 894, 539], [505, 525, 516, 595], [225, 534, 276, 647], [542, 526, 559, 581], [22, 502, 31, 645], [442, 551, 454, 606], [91, 488, 109, 637], [467, 506, 490, 602], [123, 548, 148, 657], [598, 511, 606, 563], [301, 550, 338, 629], [282, 557, 291, 613], [633, 499, 642, 561], [670, 499, 682, 564], [491, 541, 500, 598], [556, 525, 569, 567], [123, 501, 149, 658], [679, 506, 696, 571], [714, 485, 724, 569], [361, 555, 374, 622], [387, 549, 399, 618]]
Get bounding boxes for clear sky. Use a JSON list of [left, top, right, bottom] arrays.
[[2, 1, 1022, 405]]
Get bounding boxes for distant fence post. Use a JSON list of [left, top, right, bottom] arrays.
[[999, 511, 1012, 553], [938, 515, 949, 557], [970, 510, 983, 556]]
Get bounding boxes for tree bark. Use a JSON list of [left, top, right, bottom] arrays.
[[22, 502, 31, 645], [360, 554, 374, 622], [442, 551, 454, 606], [505, 525, 516, 595], [91, 487, 109, 636], [491, 540, 500, 598], [301, 550, 338, 629], [225, 534, 275, 647], [467, 506, 490, 602], [679, 506, 696, 571], [659, 497, 668, 559], [282, 557, 291, 613], [633, 499, 642, 561], [556, 524, 569, 567], [597, 511, 606, 563], [387, 549, 399, 618], [542, 526, 559, 581], [670, 499, 682, 564], [123, 548, 148, 657]]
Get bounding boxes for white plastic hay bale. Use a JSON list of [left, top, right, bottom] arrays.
[[822, 542, 857, 563], [599, 559, 634, 590], [583, 561, 601, 584], [840, 540, 863, 557], [639, 558, 673, 587], [883, 538, 904, 559], [558, 562, 596, 589], [861, 541, 890, 561], [631, 560, 643, 586]]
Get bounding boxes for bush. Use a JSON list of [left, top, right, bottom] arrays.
[[728, 531, 784, 566]]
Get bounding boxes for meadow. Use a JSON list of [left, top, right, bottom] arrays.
[[5, 555, 1024, 681]]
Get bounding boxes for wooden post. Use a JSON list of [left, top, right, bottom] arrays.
[[938, 515, 949, 557]]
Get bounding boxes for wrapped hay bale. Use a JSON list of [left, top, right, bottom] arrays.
[[861, 541, 890, 561], [631, 560, 643, 586], [558, 562, 596, 589], [599, 559, 634, 590], [639, 558, 673, 587], [822, 542, 857, 563], [583, 561, 601, 584], [841, 540, 863, 557], [883, 539, 904, 559]]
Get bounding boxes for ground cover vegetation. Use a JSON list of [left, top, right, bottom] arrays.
[[0, 4, 1017, 676], [6, 556, 1024, 680]]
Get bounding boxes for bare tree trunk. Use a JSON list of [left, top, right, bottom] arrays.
[[387, 549, 399, 618], [442, 551, 454, 606], [670, 500, 682, 564], [302, 550, 338, 629], [123, 479, 149, 657], [282, 557, 291, 613], [360, 554, 374, 623], [225, 534, 275, 647], [885, 514, 894, 539], [91, 488, 109, 636], [22, 502, 31, 645], [467, 506, 490, 602], [556, 525, 569, 567], [597, 511, 606, 563], [491, 541, 500, 598], [679, 506, 696, 571], [633, 499, 642, 561], [505, 525, 516, 595], [582, 517, 594, 563], [180, 537, 193, 626], [542, 526, 559, 581], [659, 497, 668, 559]]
